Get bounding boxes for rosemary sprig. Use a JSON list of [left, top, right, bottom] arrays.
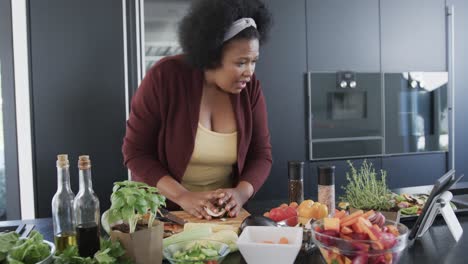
[[340, 160, 394, 211]]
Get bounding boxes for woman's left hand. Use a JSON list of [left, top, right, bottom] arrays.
[[215, 189, 245, 217], [215, 181, 254, 217]]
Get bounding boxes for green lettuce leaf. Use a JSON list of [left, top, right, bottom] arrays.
[[0, 231, 20, 261]]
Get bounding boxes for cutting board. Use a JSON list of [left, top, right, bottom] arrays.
[[171, 208, 250, 230]]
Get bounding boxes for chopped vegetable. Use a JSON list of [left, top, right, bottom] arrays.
[[204, 230, 238, 252], [163, 226, 212, 248], [171, 241, 223, 264], [183, 223, 237, 233]]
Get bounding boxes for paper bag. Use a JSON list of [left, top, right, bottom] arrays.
[[110, 221, 163, 264]]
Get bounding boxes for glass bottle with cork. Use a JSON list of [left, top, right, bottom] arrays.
[[52, 154, 77, 252], [288, 161, 304, 204], [318, 165, 335, 217], [73, 155, 101, 257]]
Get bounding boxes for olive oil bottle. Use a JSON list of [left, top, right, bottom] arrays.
[[52, 154, 77, 252], [73, 155, 100, 257]]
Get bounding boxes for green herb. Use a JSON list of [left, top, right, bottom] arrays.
[[53, 246, 94, 264], [340, 160, 394, 211], [107, 181, 166, 233], [54, 239, 132, 264]]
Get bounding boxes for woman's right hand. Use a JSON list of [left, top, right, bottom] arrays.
[[176, 191, 220, 220]]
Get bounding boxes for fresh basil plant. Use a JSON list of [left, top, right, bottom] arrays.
[[108, 181, 166, 233]]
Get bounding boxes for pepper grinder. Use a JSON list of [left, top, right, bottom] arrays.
[[318, 165, 335, 217], [288, 161, 304, 204]]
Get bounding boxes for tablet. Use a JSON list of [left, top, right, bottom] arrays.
[[408, 169, 464, 240]]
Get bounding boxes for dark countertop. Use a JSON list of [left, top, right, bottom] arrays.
[[2, 209, 467, 263], [2, 184, 468, 264]]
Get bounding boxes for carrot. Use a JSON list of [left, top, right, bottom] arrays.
[[340, 210, 363, 223], [362, 210, 375, 219]]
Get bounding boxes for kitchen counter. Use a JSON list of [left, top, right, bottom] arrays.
[[1, 208, 467, 263], [2, 185, 468, 263]]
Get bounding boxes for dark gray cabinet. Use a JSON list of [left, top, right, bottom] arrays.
[[380, 0, 447, 71], [381, 153, 447, 188], [307, 0, 380, 72], [29, 0, 128, 217], [253, 0, 308, 200]]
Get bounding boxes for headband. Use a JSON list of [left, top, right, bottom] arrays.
[[223, 17, 257, 42]]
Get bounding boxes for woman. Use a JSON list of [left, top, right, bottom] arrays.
[[122, 0, 272, 219]]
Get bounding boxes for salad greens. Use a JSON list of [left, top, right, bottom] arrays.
[[0, 231, 20, 261], [108, 181, 166, 233], [172, 242, 222, 264], [0, 230, 50, 264], [401, 206, 419, 215], [1, 230, 132, 264]]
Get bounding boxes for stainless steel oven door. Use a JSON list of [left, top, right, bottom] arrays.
[[384, 72, 448, 154], [307, 72, 383, 159]]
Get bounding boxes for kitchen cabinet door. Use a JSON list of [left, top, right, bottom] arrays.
[[253, 0, 308, 200], [382, 153, 447, 189], [380, 0, 447, 72], [29, 0, 128, 217], [306, 0, 380, 72]]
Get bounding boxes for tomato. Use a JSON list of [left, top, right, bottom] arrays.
[[311, 202, 328, 219], [298, 200, 315, 218], [268, 206, 297, 222], [289, 202, 299, 208], [297, 200, 328, 219]]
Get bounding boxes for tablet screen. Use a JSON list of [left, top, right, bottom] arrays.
[[408, 169, 458, 240]]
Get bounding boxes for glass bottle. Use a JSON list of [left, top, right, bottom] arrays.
[[288, 161, 304, 204], [52, 154, 77, 252], [318, 165, 335, 217], [73, 155, 101, 257]]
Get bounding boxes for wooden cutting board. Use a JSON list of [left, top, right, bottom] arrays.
[[171, 208, 250, 230]]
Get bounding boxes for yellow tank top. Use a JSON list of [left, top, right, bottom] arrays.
[[181, 123, 238, 192]]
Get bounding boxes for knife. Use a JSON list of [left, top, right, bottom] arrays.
[[159, 208, 188, 226]]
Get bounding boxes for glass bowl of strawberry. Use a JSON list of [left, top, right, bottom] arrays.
[[311, 216, 409, 264]]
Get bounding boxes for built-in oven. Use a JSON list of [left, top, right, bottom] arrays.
[[306, 71, 449, 160], [384, 72, 448, 154], [307, 72, 383, 159]]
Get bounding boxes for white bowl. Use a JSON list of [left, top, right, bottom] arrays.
[[237, 226, 302, 264]]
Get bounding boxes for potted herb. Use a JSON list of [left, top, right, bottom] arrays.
[[107, 181, 166, 264], [340, 160, 400, 222]]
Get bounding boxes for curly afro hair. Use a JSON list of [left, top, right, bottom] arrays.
[[178, 0, 272, 70]]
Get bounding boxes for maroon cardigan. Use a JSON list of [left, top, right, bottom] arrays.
[[122, 54, 272, 196]]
